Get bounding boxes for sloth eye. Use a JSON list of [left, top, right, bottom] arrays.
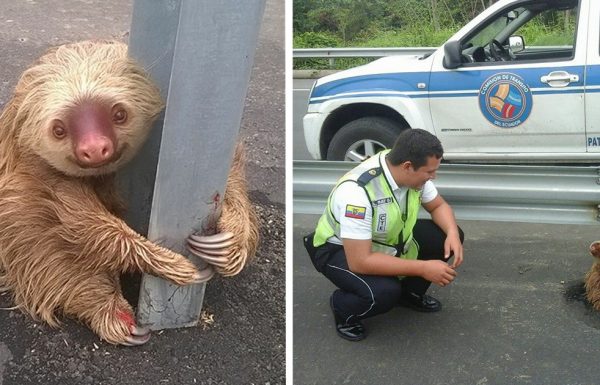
[[113, 108, 127, 124], [52, 124, 66, 139]]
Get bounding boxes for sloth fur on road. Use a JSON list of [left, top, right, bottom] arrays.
[[586, 241, 600, 310]]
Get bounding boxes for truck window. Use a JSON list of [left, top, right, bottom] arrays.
[[461, 1, 578, 64], [465, 7, 527, 49], [514, 7, 576, 47]]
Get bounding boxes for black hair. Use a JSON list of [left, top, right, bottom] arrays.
[[386, 129, 443, 169]]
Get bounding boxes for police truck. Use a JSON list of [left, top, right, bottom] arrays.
[[303, 0, 600, 163]]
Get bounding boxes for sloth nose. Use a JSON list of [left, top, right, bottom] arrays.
[[75, 136, 115, 167]]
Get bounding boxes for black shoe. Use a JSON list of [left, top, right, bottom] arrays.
[[398, 292, 442, 312], [329, 296, 366, 341]]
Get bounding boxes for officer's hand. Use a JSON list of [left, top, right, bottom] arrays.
[[422, 260, 457, 287], [444, 233, 463, 269]]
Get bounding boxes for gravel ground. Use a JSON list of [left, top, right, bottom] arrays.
[[0, 202, 284, 385], [0, 0, 285, 384]]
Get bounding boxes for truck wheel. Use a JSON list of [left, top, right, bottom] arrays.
[[326, 117, 404, 162]]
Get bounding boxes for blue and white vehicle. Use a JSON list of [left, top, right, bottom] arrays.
[[303, 0, 600, 163]]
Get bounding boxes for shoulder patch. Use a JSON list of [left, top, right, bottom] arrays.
[[357, 167, 382, 187], [345, 204, 366, 219]]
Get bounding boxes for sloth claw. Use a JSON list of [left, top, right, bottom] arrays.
[[187, 231, 250, 276], [187, 232, 237, 269], [130, 324, 150, 336], [188, 238, 236, 250], [188, 232, 235, 250], [121, 331, 151, 346], [188, 248, 229, 263], [189, 232, 234, 243], [192, 265, 215, 283], [113, 311, 152, 346]]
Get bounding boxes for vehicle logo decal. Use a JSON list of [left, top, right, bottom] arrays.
[[479, 73, 532, 128]]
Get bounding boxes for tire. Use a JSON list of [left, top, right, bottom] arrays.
[[326, 117, 405, 162]]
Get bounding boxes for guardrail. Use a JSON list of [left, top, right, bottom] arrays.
[[293, 47, 437, 70], [293, 47, 436, 58], [293, 161, 600, 225], [292, 46, 570, 70], [292, 46, 567, 58]]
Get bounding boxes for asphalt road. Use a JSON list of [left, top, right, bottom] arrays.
[[294, 214, 600, 384], [0, 1, 284, 384], [293, 68, 600, 383], [293, 78, 315, 161]]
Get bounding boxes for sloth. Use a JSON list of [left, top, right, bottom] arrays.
[[0, 40, 258, 346], [585, 240, 600, 310]]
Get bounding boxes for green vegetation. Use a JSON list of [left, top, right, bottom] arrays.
[[294, 0, 577, 69]]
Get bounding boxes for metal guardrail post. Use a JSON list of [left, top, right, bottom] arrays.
[[119, 0, 266, 330]]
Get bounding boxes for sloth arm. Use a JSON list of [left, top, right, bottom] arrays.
[[52, 179, 201, 285], [187, 143, 259, 276]]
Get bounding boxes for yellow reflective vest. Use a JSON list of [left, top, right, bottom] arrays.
[[313, 151, 421, 259]]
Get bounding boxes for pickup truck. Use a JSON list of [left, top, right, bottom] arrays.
[[303, 0, 600, 163]]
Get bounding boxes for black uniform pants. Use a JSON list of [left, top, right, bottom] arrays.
[[311, 219, 464, 325]]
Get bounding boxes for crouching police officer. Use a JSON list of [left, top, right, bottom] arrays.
[[304, 129, 464, 341]]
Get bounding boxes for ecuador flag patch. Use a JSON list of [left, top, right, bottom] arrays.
[[345, 205, 366, 219]]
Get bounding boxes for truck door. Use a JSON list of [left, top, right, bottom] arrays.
[[429, 0, 587, 161], [585, 0, 600, 154]]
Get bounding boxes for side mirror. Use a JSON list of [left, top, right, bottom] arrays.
[[443, 41, 462, 69], [509, 35, 524, 53]]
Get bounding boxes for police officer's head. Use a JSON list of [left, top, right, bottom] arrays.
[[387, 129, 443, 169]]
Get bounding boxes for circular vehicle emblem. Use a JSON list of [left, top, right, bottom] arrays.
[[478, 73, 532, 128]]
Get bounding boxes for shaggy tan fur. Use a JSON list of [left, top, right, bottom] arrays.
[[585, 241, 600, 310], [0, 40, 258, 345], [214, 143, 259, 276]]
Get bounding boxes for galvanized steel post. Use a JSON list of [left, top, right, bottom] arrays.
[[118, 0, 266, 330]]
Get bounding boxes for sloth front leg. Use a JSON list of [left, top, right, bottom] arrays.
[[187, 144, 259, 276], [93, 220, 211, 284], [63, 271, 151, 346], [55, 182, 208, 284]]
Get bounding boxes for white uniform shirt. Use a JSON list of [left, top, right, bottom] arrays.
[[327, 154, 438, 245]]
